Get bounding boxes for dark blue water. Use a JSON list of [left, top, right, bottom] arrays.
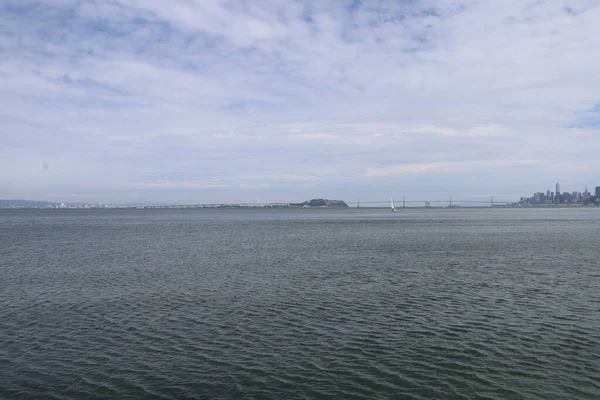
[[1, 208, 599, 399]]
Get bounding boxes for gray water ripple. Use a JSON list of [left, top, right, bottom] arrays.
[[2, 208, 600, 399]]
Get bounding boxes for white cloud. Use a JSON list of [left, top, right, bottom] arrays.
[[128, 181, 231, 190], [363, 159, 542, 177], [288, 134, 339, 139], [1, 0, 599, 203]]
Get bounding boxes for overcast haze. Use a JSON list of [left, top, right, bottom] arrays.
[[1, 0, 599, 204]]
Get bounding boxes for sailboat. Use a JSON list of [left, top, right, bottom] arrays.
[[391, 198, 396, 212]]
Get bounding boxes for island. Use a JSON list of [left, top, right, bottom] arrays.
[[290, 198, 349, 208]]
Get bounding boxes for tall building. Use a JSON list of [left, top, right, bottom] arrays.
[[583, 186, 590, 200], [555, 183, 560, 204], [596, 186, 600, 197]]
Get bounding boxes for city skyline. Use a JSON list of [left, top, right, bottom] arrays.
[[520, 182, 600, 206]]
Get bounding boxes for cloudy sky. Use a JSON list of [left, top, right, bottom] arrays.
[[1, 0, 599, 204]]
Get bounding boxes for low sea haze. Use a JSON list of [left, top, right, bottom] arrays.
[[1, 208, 599, 399]]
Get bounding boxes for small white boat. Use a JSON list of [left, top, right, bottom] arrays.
[[391, 198, 396, 212]]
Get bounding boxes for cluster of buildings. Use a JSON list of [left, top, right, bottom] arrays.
[[519, 183, 600, 205], [52, 203, 118, 209]]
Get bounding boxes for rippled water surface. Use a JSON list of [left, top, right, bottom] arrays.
[[1, 208, 600, 399]]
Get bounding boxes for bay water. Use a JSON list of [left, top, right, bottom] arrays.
[[1, 208, 599, 399]]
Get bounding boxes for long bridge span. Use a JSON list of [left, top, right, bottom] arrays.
[[133, 197, 514, 209], [352, 198, 511, 207]]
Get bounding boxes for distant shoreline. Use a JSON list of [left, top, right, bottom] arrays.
[[2, 205, 598, 210]]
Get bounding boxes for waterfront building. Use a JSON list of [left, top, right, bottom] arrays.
[[519, 183, 597, 206]]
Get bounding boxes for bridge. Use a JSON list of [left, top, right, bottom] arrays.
[[131, 197, 513, 209], [352, 197, 511, 207]]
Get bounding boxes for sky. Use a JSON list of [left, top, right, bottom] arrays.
[[1, 0, 600, 205]]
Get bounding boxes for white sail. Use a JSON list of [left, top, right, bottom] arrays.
[[391, 198, 396, 212]]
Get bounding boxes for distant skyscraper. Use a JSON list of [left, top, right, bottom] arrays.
[[555, 183, 560, 204], [596, 186, 600, 197]]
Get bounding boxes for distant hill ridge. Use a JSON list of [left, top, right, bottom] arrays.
[[0, 199, 60, 208]]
